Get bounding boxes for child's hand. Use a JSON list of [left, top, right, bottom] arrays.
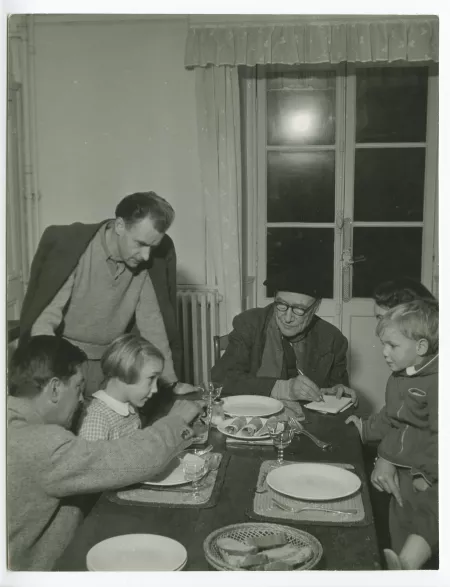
[[371, 457, 403, 507], [413, 476, 431, 492], [345, 415, 363, 439]]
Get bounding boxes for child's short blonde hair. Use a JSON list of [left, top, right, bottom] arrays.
[[376, 299, 439, 354], [101, 334, 165, 384]]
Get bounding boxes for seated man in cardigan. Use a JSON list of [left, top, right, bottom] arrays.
[[7, 336, 204, 571], [212, 269, 356, 405], [19, 192, 196, 396]]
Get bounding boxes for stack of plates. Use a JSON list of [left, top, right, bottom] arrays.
[[86, 534, 188, 571]]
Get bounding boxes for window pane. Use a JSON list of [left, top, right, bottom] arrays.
[[267, 71, 336, 145], [356, 68, 428, 143], [266, 228, 334, 298], [352, 228, 422, 298], [267, 151, 335, 223], [354, 148, 425, 222]]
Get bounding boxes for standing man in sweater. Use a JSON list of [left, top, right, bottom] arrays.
[[7, 336, 204, 570], [20, 192, 196, 396]]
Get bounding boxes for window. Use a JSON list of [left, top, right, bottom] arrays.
[[251, 64, 438, 324]]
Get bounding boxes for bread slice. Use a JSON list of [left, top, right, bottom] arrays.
[[263, 560, 297, 571], [260, 544, 299, 561], [220, 552, 246, 567], [238, 553, 269, 568], [247, 532, 288, 549], [280, 546, 313, 566], [216, 537, 257, 555]]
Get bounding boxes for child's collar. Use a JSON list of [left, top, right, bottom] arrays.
[[405, 353, 439, 376], [92, 390, 136, 416]]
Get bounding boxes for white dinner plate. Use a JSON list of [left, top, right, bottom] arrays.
[[222, 395, 283, 417], [217, 417, 270, 440], [267, 463, 361, 501], [142, 453, 204, 487], [86, 534, 188, 571]]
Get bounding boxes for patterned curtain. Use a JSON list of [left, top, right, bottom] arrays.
[[186, 17, 438, 67]]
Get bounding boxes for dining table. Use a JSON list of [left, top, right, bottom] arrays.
[[55, 395, 382, 571]]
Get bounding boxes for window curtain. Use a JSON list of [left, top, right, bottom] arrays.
[[195, 66, 243, 333], [186, 16, 438, 333], [186, 17, 438, 67]]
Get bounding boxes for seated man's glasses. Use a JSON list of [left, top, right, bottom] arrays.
[[274, 299, 318, 317]]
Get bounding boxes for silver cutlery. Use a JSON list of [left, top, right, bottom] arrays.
[[193, 444, 214, 456], [271, 498, 356, 515], [288, 417, 331, 450]]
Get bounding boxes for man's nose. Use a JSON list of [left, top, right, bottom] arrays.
[[284, 307, 294, 322], [141, 247, 151, 261]]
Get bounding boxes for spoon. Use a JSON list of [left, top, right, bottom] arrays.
[[271, 498, 356, 515], [288, 417, 331, 450], [193, 444, 213, 456]]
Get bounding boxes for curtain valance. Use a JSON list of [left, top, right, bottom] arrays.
[[185, 17, 438, 67]]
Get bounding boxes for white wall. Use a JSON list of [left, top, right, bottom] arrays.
[[33, 16, 205, 284]]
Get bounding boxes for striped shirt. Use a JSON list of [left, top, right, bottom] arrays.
[[78, 390, 141, 441]]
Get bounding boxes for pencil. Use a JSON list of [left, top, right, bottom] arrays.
[[297, 367, 324, 402]]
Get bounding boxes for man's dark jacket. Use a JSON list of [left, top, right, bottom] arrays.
[[211, 305, 349, 396], [19, 221, 182, 377]]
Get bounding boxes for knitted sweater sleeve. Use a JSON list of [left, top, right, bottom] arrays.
[[135, 273, 177, 383], [31, 272, 75, 336], [39, 415, 193, 497]]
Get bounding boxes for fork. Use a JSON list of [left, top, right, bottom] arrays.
[[271, 498, 357, 515]]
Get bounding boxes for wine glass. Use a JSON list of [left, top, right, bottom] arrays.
[[267, 418, 294, 465], [183, 459, 208, 501]]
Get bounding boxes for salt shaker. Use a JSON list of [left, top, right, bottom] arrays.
[[211, 398, 224, 426]]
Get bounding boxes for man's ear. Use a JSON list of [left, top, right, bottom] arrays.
[[44, 377, 62, 405], [416, 338, 429, 357], [115, 217, 125, 236]]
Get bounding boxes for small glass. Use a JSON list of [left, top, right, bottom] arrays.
[[199, 381, 223, 415], [183, 459, 208, 501], [267, 418, 295, 465]]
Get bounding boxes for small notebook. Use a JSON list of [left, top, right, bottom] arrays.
[[304, 395, 353, 414]]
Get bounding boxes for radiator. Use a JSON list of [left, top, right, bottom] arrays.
[[177, 288, 222, 385]]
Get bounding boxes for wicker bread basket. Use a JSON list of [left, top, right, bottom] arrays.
[[203, 522, 323, 571]]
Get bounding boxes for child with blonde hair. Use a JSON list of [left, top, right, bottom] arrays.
[[78, 334, 164, 440], [346, 299, 438, 570]]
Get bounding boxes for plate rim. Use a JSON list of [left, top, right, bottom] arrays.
[[222, 395, 283, 417], [266, 462, 361, 501], [217, 416, 270, 440], [86, 533, 187, 571], [142, 453, 204, 487]]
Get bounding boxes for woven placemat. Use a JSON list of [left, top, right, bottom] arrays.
[[247, 460, 370, 526], [106, 453, 229, 509]]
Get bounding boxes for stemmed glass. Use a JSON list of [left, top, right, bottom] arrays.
[[267, 418, 295, 465], [183, 458, 208, 501], [199, 381, 223, 416]]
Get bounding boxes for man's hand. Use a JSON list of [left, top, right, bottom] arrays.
[[324, 384, 358, 406], [412, 476, 431, 492], [288, 374, 323, 402], [168, 399, 206, 426], [345, 415, 363, 439], [173, 382, 199, 395], [370, 457, 403, 507]]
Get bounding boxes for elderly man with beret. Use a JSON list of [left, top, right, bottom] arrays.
[[212, 270, 356, 405]]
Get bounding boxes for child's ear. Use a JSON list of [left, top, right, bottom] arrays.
[[416, 338, 429, 357]]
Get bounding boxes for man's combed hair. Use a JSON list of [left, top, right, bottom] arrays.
[[101, 334, 165, 385], [115, 192, 175, 233], [9, 336, 87, 397], [376, 299, 439, 354], [373, 276, 435, 309]]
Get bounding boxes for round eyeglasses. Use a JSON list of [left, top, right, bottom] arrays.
[[274, 300, 317, 317]]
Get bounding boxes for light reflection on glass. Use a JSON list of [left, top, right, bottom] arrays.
[[282, 107, 321, 142]]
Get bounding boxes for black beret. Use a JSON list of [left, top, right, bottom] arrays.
[[263, 267, 327, 299]]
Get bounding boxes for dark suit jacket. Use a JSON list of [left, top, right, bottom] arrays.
[[211, 304, 349, 396], [19, 221, 182, 377]]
